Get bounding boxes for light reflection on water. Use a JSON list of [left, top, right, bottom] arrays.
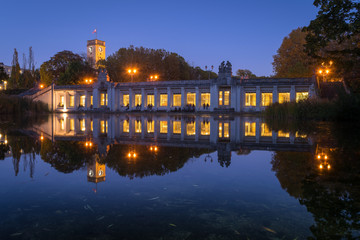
[[0, 114, 358, 239]]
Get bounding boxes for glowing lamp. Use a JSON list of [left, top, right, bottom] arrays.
[[318, 70, 323, 74], [154, 147, 158, 151], [40, 84, 44, 89], [317, 155, 321, 159], [128, 153, 131, 157], [327, 165, 331, 169], [133, 153, 136, 157], [319, 164, 323, 169]]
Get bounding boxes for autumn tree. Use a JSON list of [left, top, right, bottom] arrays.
[[0, 66, 8, 81], [105, 46, 216, 82], [305, 0, 360, 91], [40, 50, 96, 85], [273, 28, 317, 78]]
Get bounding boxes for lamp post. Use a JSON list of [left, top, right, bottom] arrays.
[[205, 65, 214, 80], [127, 69, 137, 82], [317, 60, 333, 83]]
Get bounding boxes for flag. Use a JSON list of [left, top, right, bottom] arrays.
[[92, 29, 97, 34]]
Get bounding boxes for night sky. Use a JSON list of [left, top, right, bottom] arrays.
[[1, 0, 318, 77]]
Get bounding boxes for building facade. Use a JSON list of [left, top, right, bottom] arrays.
[[29, 61, 316, 113]]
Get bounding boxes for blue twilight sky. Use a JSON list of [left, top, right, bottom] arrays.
[[1, 0, 318, 77]]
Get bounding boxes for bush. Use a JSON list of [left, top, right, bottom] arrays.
[[0, 95, 48, 115]]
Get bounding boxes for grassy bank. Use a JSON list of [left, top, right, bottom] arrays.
[[264, 93, 360, 121], [0, 95, 49, 115]]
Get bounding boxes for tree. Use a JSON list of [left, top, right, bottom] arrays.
[[273, 28, 317, 78], [235, 69, 257, 79], [10, 48, 21, 88], [0, 66, 8, 81], [305, 0, 360, 91], [40, 50, 95, 85], [105, 46, 216, 82]]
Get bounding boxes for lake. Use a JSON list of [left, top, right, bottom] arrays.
[[0, 113, 359, 240]]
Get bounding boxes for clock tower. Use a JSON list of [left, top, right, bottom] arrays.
[[87, 39, 106, 68]]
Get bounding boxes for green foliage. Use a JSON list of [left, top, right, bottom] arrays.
[[235, 69, 256, 78], [40, 50, 96, 85], [273, 28, 317, 78], [105, 46, 217, 82], [0, 95, 49, 115], [10, 49, 21, 88], [0, 66, 8, 80], [264, 93, 360, 121], [305, 0, 360, 92]]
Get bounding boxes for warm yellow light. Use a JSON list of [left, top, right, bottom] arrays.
[[0, 134, 2, 138], [128, 153, 131, 157], [317, 154, 321, 159], [155, 75, 158, 79], [324, 155, 328, 160], [86, 142, 89, 146], [133, 69, 137, 73], [0, 86, 2, 90], [329, 60, 333, 65], [40, 136, 44, 141], [4, 140, 7, 144], [40, 84, 44, 89], [85, 79, 88, 83], [150, 75, 153, 80], [154, 147, 158, 151], [327, 165, 331, 169], [4, 81, 6, 84], [318, 70, 323, 74], [128, 69, 131, 73], [89, 79, 92, 83], [133, 153, 136, 157], [325, 69, 330, 74], [150, 147, 153, 151], [89, 142, 92, 147], [319, 164, 323, 169]]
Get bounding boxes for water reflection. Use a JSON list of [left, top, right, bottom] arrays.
[[0, 115, 359, 239]]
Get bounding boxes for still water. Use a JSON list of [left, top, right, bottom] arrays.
[[0, 114, 359, 240]]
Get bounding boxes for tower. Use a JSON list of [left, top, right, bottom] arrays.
[[87, 39, 106, 68], [87, 154, 106, 183]]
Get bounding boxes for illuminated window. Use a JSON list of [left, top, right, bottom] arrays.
[[135, 120, 141, 133], [279, 93, 290, 103], [91, 120, 93, 131], [80, 95, 86, 107], [219, 91, 223, 105], [245, 122, 256, 136], [186, 122, 196, 135], [59, 95, 64, 107], [201, 121, 210, 135], [245, 93, 256, 106], [173, 94, 181, 107], [100, 93, 108, 106], [69, 119, 75, 131], [261, 123, 272, 137], [261, 93, 273, 106], [296, 92, 309, 102], [160, 94, 168, 107], [224, 123, 229, 138], [187, 93, 196, 106], [173, 121, 181, 134], [80, 119, 86, 131], [123, 94, 129, 106], [278, 131, 289, 138], [135, 94, 142, 106], [60, 119, 65, 130], [147, 95, 154, 106], [224, 91, 230, 105], [296, 131, 307, 138], [123, 120, 129, 133], [147, 120, 154, 133], [160, 121, 168, 133], [201, 93, 210, 106], [90, 95, 93, 106], [100, 120, 108, 134], [69, 95, 75, 107]]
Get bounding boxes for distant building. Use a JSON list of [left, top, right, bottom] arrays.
[[87, 39, 106, 68], [0, 62, 12, 76]]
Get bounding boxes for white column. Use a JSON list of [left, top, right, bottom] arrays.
[[167, 87, 171, 112], [231, 85, 237, 110], [141, 88, 145, 111], [210, 84, 218, 111], [256, 86, 261, 111], [129, 88, 134, 110], [181, 87, 185, 109], [154, 87, 158, 110], [195, 87, 200, 111], [273, 85, 278, 103], [290, 85, 296, 102], [93, 88, 99, 109]]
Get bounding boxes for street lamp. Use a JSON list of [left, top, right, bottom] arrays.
[[127, 69, 137, 82], [317, 60, 333, 83], [149, 75, 158, 81], [205, 65, 214, 80]]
